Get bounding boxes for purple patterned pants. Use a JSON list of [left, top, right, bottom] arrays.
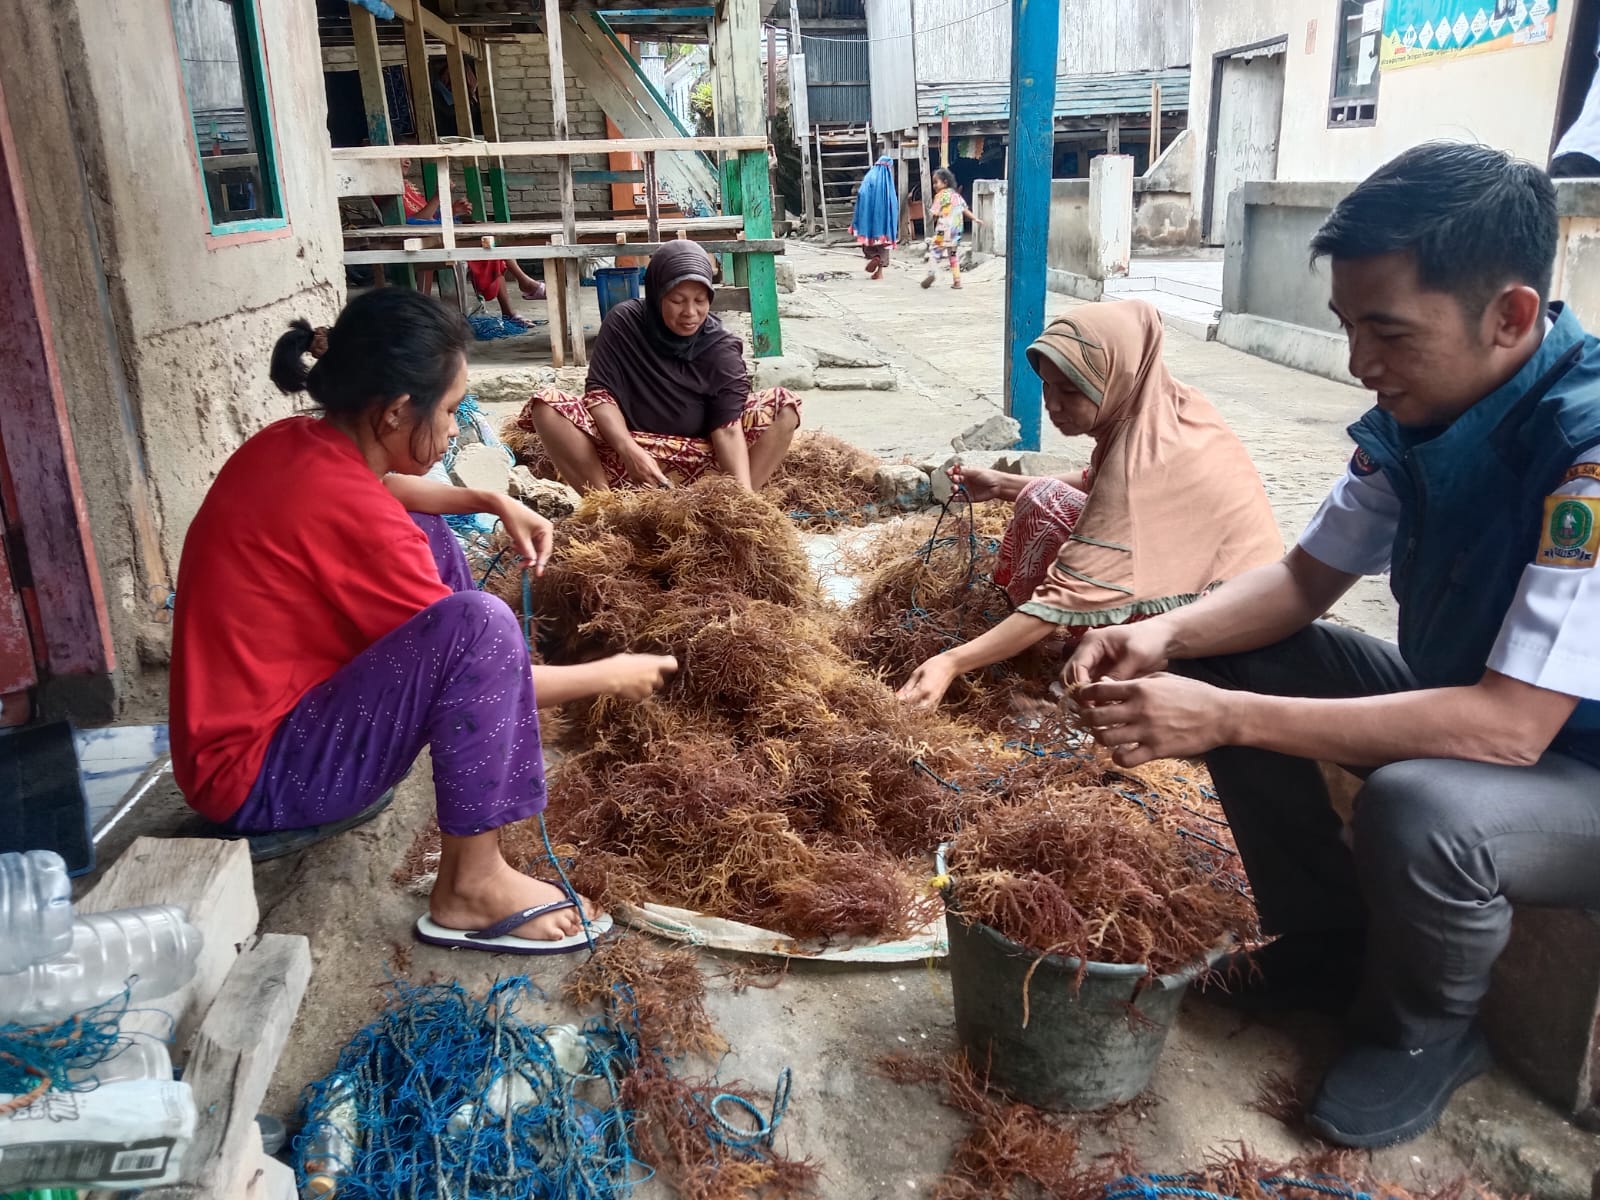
[[226, 514, 546, 838]]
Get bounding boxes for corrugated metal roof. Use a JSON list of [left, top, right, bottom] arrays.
[[917, 67, 1189, 125]]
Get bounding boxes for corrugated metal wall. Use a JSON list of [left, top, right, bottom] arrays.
[[912, 0, 1193, 90], [867, 0, 918, 131], [800, 32, 871, 124], [1058, 0, 1191, 73], [912, 0, 1008, 83]]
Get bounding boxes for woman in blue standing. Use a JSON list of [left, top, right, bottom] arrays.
[[851, 155, 898, 279]]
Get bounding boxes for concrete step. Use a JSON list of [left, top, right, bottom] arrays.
[[814, 366, 896, 391]]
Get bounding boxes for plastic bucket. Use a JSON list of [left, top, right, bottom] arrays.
[[594, 266, 646, 321], [945, 909, 1218, 1111]]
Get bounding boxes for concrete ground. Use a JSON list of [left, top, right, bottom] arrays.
[[92, 243, 1597, 1197]]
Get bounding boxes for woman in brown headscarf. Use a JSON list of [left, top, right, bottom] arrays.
[[899, 299, 1282, 710], [513, 242, 802, 492]]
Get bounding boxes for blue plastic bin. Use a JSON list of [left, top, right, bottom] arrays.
[[594, 266, 646, 321]]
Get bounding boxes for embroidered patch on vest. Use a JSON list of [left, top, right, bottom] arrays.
[[1350, 448, 1379, 477], [1559, 462, 1600, 487], [1537, 496, 1600, 569]]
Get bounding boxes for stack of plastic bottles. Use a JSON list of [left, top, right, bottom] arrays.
[[0, 850, 204, 1193]]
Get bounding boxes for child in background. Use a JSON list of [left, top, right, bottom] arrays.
[[922, 168, 969, 290]]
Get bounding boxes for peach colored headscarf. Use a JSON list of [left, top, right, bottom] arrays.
[[1017, 300, 1282, 626]]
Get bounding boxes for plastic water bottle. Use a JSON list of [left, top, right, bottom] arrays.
[[300, 1073, 359, 1199], [69, 1036, 174, 1087], [0, 905, 202, 1025], [0, 850, 74, 974]]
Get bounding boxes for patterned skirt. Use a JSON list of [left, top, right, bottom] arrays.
[[994, 477, 1088, 607], [525, 386, 803, 488]]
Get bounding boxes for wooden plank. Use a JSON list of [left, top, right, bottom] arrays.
[[344, 238, 785, 265], [332, 136, 768, 161], [445, 38, 486, 223], [435, 160, 455, 251], [349, 4, 391, 148], [81, 837, 259, 1060], [179, 934, 312, 1198], [477, 43, 511, 221], [334, 157, 405, 199], [402, 236, 424, 252], [1002, 0, 1060, 452], [242, 1152, 295, 1200], [343, 214, 744, 239], [642, 151, 660, 242], [896, 134, 911, 243], [0, 72, 112, 678], [711, 285, 750, 313], [403, 12, 438, 145]]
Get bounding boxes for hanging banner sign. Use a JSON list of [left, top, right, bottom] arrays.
[[1381, 0, 1558, 70]]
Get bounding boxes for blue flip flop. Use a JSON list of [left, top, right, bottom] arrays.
[[414, 903, 613, 955]]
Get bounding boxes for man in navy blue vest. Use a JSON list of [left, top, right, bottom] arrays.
[[1067, 142, 1600, 1148]]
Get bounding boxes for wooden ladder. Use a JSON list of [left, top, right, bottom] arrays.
[[811, 122, 875, 234]]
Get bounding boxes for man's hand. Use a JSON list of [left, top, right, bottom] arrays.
[[1075, 673, 1236, 767], [1064, 622, 1171, 688], [494, 500, 554, 575], [602, 653, 679, 700], [897, 655, 959, 709]]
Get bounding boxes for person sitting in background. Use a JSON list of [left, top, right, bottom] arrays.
[[898, 299, 1281, 710], [1551, 29, 1600, 177], [851, 155, 898, 279], [171, 290, 676, 954], [512, 241, 801, 492]]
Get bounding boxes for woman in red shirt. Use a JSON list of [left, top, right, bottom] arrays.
[[170, 290, 675, 953]]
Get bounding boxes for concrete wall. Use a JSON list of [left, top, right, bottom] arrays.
[[1217, 179, 1600, 384], [973, 178, 1005, 254], [1190, 0, 1577, 217], [1047, 180, 1095, 293], [6, 0, 344, 714], [485, 36, 610, 215]]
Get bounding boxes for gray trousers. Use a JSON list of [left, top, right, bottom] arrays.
[[1176, 622, 1600, 1047]]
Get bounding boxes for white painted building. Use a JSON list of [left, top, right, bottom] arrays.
[[1191, 0, 1587, 243]]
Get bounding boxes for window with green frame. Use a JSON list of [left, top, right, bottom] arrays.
[[170, 0, 286, 233]]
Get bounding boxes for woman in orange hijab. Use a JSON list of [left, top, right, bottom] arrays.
[[900, 300, 1282, 709]]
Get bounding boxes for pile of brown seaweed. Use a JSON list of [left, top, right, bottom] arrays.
[[882, 1051, 1523, 1200], [401, 478, 1249, 954]]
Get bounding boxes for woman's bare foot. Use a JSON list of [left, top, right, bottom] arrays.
[[428, 860, 598, 942]]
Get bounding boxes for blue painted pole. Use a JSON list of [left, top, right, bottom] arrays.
[[1003, 0, 1060, 452]]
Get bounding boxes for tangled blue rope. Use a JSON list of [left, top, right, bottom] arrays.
[[0, 988, 142, 1098], [295, 977, 646, 1200], [1104, 1174, 1386, 1199]]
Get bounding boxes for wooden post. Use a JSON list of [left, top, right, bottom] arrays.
[[402, 11, 439, 204], [916, 122, 933, 243], [1106, 113, 1120, 155], [477, 41, 512, 221], [813, 128, 828, 232], [352, 2, 413, 288], [446, 39, 486, 220], [1149, 82, 1162, 165], [544, 0, 585, 365], [765, 23, 777, 144], [722, 0, 781, 356], [351, 3, 391, 148], [1003, 0, 1060, 451], [896, 133, 911, 243], [547, 235, 568, 369], [642, 151, 661, 242]]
